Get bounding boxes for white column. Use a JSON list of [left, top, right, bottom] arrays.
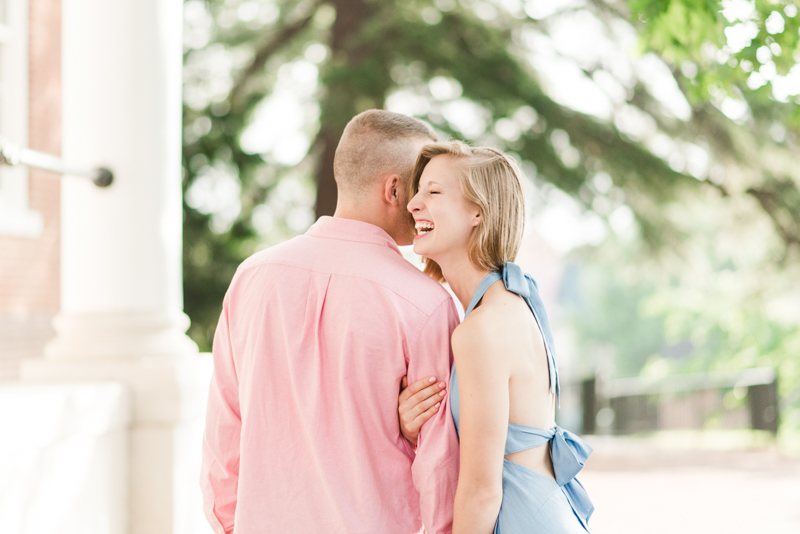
[[44, 0, 195, 360], [21, 1, 211, 533]]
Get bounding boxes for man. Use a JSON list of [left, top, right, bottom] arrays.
[[201, 110, 461, 534]]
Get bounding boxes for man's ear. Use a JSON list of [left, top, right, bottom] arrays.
[[383, 174, 402, 207]]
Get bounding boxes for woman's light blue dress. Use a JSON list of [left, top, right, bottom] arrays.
[[450, 262, 594, 533]]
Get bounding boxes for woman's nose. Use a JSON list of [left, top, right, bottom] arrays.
[[407, 193, 421, 213]]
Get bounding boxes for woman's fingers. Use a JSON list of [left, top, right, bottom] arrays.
[[399, 375, 437, 403], [400, 381, 446, 426], [398, 375, 447, 445], [414, 401, 441, 428], [403, 399, 442, 436], [407, 386, 445, 419], [408, 381, 446, 408]]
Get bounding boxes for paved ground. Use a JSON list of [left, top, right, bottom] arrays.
[[579, 437, 800, 534]]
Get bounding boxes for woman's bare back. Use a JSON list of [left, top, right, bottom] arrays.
[[464, 280, 557, 481]]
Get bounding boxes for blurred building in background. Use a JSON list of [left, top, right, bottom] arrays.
[[0, 0, 59, 381], [0, 0, 211, 532]]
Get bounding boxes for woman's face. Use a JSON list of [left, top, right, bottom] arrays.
[[407, 155, 480, 263]]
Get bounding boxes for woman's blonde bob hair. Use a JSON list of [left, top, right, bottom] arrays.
[[408, 141, 526, 283]]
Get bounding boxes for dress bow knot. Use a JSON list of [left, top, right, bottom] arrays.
[[501, 262, 533, 299], [552, 427, 592, 486], [551, 426, 594, 529]]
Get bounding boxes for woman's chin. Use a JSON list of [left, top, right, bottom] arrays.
[[412, 239, 431, 257]]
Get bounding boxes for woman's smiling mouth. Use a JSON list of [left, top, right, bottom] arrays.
[[414, 220, 434, 238]]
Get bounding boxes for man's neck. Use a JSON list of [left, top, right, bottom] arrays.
[[333, 204, 393, 239]]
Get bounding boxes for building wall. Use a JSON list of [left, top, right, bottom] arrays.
[[0, 0, 61, 380]]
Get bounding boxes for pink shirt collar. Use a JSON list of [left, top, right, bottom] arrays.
[[306, 216, 402, 256]]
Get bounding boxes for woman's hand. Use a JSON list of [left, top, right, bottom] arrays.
[[398, 375, 447, 448]]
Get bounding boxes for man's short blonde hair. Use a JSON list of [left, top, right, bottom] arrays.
[[409, 141, 526, 282], [334, 110, 437, 195]]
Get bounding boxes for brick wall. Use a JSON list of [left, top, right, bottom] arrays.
[[0, 0, 61, 380]]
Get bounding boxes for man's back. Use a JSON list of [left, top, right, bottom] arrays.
[[201, 217, 460, 534]]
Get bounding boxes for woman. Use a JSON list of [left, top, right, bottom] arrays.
[[397, 141, 594, 533]]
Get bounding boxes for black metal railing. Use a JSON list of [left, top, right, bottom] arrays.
[[580, 367, 779, 435], [0, 138, 113, 187]]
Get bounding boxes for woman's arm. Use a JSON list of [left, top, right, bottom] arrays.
[[451, 318, 510, 534]]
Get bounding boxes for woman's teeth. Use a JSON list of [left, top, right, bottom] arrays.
[[415, 221, 434, 235]]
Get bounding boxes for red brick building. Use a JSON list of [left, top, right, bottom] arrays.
[[0, 0, 61, 380]]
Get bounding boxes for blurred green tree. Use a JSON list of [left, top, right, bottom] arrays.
[[181, 0, 800, 362]]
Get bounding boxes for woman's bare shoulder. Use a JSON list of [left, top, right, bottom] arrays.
[[452, 302, 519, 364], [453, 302, 503, 337], [470, 290, 527, 325]]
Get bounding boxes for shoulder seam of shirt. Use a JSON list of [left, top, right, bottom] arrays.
[[411, 297, 457, 355], [234, 255, 451, 316]]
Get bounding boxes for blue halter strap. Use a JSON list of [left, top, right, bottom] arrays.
[[464, 262, 561, 400]]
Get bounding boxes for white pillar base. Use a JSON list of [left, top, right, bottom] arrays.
[[20, 352, 214, 534], [44, 311, 199, 360], [0, 382, 130, 534]]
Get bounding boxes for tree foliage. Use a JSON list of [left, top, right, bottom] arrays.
[[181, 0, 800, 358]]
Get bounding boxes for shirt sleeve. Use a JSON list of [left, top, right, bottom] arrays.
[[409, 297, 461, 534], [200, 292, 240, 534]]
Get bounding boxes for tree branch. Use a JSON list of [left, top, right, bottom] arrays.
[[746, 186, 800, 249], [228, 3, 320, 112]]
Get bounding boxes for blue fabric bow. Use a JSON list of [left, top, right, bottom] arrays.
[[555, 427, 594, 529], [502, 424, 594, 528], [552, 427, 592, 485]]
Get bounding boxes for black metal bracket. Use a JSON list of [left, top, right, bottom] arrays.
[[0, 138, 114, 188]]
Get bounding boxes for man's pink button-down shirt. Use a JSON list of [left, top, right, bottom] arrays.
[[201, 216, 461, 534]]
